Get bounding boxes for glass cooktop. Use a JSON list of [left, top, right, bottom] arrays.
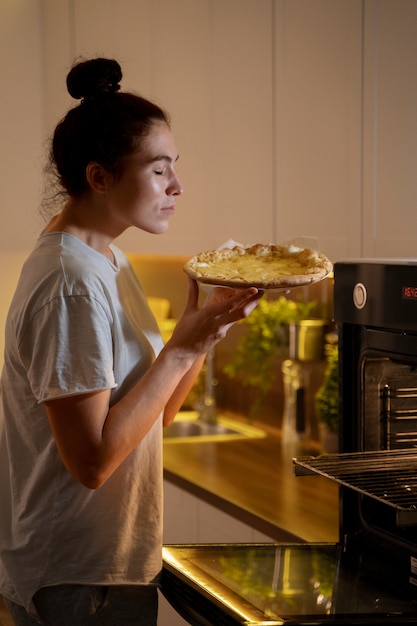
[[162, 543, 417, 625]]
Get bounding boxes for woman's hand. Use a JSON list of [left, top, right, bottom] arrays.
[[204, 282, 262, 307], [165, 278, 263, 360]]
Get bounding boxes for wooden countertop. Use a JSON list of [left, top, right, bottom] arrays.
[[163, 414, 339, 543]]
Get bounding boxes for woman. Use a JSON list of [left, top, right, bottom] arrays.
[[0, 58, 262, 625]]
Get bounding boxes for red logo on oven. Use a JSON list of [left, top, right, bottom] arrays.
[[403, 286, 417, 299]]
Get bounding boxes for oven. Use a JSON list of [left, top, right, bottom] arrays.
[[162, 260, 417, 624], [296, 260, 417, 583]]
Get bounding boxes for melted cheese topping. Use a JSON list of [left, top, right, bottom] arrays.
[[195, 255, 317, 281], [189, 245, 326, 282]]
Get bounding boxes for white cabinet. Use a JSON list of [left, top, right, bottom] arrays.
[[163, 480, 275, 545], [198, 499, 277, 543], [362, 0, 417, 258], [273, 0, 363, 261], [163, 480, 199, 544]]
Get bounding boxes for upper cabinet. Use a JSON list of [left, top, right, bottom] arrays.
[[273, 0, 363, 261], [40, 0, 417, 260], [363, 0, 417, 258]]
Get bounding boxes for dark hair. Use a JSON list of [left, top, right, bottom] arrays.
[[50, 58, 170, 197]]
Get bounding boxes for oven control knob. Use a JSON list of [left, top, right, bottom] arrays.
[[353, 282, 367, 309]]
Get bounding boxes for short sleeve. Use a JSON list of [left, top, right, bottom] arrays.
[[20, 295, 117, 402]]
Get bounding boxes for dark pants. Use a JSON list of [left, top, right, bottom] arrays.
[[5, 584, 158, 626]]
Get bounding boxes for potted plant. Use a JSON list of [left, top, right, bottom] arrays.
[[314, 341, 339, 452], [223, 296, 316, 419]]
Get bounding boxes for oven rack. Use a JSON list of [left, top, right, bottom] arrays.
[[293, 449, 417, 527]]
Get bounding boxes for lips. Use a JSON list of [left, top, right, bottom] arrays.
[[161, 205, 175, 215]]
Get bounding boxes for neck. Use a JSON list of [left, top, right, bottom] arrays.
[[43, 201, 115, 258]]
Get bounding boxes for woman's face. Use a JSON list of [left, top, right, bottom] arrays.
[[106, 120, 183, 235]]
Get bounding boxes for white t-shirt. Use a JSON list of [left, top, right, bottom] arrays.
[[0, 233, 165, 613]]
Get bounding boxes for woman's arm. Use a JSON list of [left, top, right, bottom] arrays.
[[162, 353, 206, 427], [45, 280, 262, 489]]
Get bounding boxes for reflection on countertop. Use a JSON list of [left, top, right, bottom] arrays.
[[163, 410, 267, 443]]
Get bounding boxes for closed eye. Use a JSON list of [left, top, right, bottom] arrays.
[[151, 153, 179, 175]]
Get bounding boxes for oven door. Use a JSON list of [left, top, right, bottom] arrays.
[[162, 543, 417, 625]]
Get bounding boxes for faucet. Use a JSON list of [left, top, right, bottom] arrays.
[[195, 348, 217, 424]]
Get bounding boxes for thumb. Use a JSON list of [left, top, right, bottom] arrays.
[[183, 277, 200, 313]]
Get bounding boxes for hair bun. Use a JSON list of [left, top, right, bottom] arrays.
[[66, 58, 122, 100]]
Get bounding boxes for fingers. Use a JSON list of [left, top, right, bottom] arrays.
[[215, 291, 262, 327], [204, 290, 262, 330], [187, 281, 262, 321], [212, 286, 259, 309], [242, 295, 263, 317], [204, 285, 239, 305], [222, 287, 262, 314], [176, 281, 262, 351], [222, 291, 263, 323]]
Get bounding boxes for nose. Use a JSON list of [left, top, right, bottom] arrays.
[[168, 172, 184, 196]]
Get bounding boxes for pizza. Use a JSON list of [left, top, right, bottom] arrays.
[[183, 243, 332, 289]]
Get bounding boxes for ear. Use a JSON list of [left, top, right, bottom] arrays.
[[85, 162, 113, 193]]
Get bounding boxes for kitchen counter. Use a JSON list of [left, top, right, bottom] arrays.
[[163, 413, 339, 543]]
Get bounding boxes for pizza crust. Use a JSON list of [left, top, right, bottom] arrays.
[[183, 243, 332, 289]]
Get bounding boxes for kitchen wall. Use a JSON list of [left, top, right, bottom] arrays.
[[0, 0, 43, 370], [1, 0, 417, 367]]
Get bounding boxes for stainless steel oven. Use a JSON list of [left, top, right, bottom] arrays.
[[162, 260, 417, 624]]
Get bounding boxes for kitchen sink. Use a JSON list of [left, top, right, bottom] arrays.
[[163, 411, 266, 443]]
